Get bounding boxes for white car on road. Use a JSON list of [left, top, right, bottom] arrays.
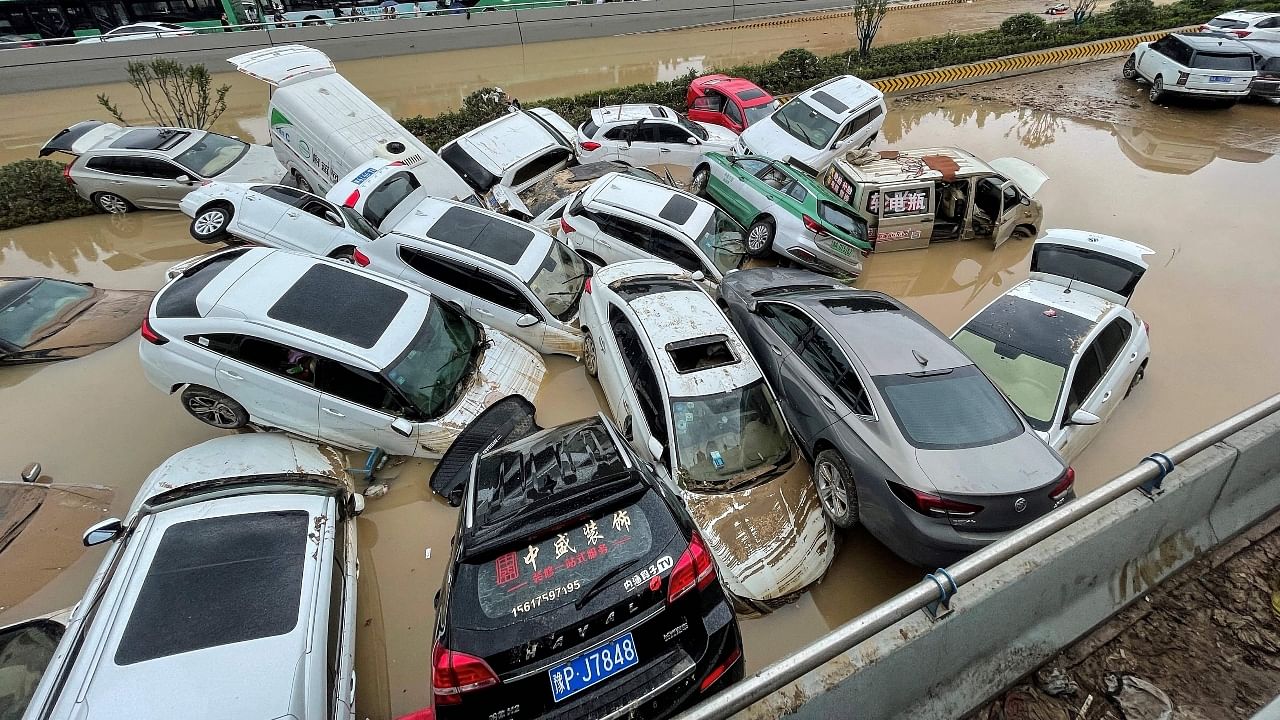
[[1123, 33, 1257, 104], [356, 196, 590, 357], [1200, 10, 1280, 40], [140, 247, 545, 456], [575, 104, 739, 168], [578, 258, 834, 610], [179, 182, 380, 261], [952, 230, 1153, 462], [75, 22, 194, 42], [734, 75, 886, 171]]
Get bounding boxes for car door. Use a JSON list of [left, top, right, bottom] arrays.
[[132, 156, 194, 207], [1138, 37, 1173, 78], [315, 358, 420, 456], [596, 306, 651, 444], [974, 176, 1026, 249], [279, 198, 349, 254], [652, 122, 700, 167], [237, 185, 301, 239], [640, 223, 715, 280], [871, 182, 934, 250], [722, 99, 747, 134], [469, 268, 546, 348], [748, 301, 813, 385], [687, 92, 727, 129], [782, 322, 872, 444], [207, 333, 322, 440], [1254, 15, 1280, 40], [622, 123, 667, 167], [602, 123, 641, 164], [611, 309, 670, 467], [1054, 334, 1109, 457], [592, 211, 653, 265], [327, 514, 358, 720], [711, 157, 769, 221], [753, 164, 800, 220]]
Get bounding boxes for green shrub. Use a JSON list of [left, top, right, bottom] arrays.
[[0, 159, 96, 231], [1108, 0, 1157, 28], [1000, 13, 1049, 36]]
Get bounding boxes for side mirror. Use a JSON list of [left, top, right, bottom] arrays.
[[515, 313, 540, 328], [20, 462, 41, 483], [391, 418, 414, 437], [176, 175, 193, 185], [646, 436, 665, 460], [1069, 409, 1101, 427], [1020, 194, 1032, 206], [686, 137, 700, 145], [324, 210, 343, 225], [346, 493, 366, 517], [83, 518, 123, 547], [622, 415, 634, 441], [691, 270, 706, 283]]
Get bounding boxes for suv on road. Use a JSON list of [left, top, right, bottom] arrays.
[[139, 247, 545, 457], [1200, 10, 1280, 41], [1123, 33, 1258, 104], [734, 75, 886, 171]]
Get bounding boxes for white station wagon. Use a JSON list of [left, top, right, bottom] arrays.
[[139, 247, 545, 457]]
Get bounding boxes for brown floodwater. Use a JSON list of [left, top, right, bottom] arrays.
[[3, 67, 1279, 718]]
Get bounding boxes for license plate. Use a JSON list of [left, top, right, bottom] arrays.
[[1209, 75, 1233, 83], [830, 240, 856, 258], [548, 632, 639, 703]]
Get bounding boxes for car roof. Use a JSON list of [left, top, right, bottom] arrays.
[[625, 288, 760, 397], [695, 74, 773, 103], [1241, 37, 1280, 56], [203, 248, 431, 367], [829, 146, 993, 183], [962, 291, 1100, 367], [1172, 32, 1254, 51], [1214, 10, 1277, 20], [1009, 276, 1118, 323], [386, 196, 552, 278], [450, 111, 565, 175], [796, 75, 880, 118], [590, 104, 677, 125], [584, 173, 714, 237]]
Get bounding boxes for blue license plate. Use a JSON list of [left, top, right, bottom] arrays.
[[548, 632, 639, 703], [1209, 75, 1233, 83]]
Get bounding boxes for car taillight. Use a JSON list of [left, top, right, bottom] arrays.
[[394, 709, 434, 720], [432, 645, 499, 706], [583, 276, 592, 294], [1232, 29, 1252, 37], [343, 189, 360, 208], [62, 163, 75, 186], [667, 530, 716, 604], [140, 317, 168, 345], [352, 248, 370, 267], [560, 215, 575, 234], [801, 214, 830, 236], [1177, 71, 1189, 86], [699, 646, 742, 692], [580, 141, 601, 151], [1049, 467, 1075, 500], [888, 481, 983, 518]]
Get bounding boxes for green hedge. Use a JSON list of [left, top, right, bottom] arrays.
[[0, 159, 96, 231], [400, 0, 1280, 148]]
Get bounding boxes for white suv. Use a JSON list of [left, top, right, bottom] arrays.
[[1124, 33, 1257, 104], [1201, 10, 1280, 40], [734, 75, 886, 171], [578, 258, 834, 609], [139, 247, 545, 457], [356, 196, 590, 358], [575, 104, 739, 168], [558, 172, 747, 288], [25, 433, 361, 720]]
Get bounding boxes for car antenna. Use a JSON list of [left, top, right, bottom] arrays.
[[1064, 275, 1074, 295], [912, 350, 928, 367]]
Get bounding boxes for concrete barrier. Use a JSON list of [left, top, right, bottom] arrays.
[[728, 409, 1280, 720]]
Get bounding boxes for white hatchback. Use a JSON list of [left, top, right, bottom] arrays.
[[734, 75, 886, 171], [140, 247, 545, 457], [1201, 10, 1280, 41], [578, 258, 834, 609], [953, 230, 1153, 462], [575, 104, 739, 168]]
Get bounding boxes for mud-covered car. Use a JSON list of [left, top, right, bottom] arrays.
[[524, 161, 675, 230], [0, 277, 153, 365], [424, 398, 744, 720], [579, 259, 834, 610]]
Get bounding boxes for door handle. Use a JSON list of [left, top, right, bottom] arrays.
[[109, 180, 125, 185], [768, 344, 783, 356], [245, 195, 256, 201], [286, 212, 299, 218], [322, 407, 346, 417], [1130, 352, 1138, 361], [475, 307, 493, 317], [820, 396, 837, 411], [659, 148, 671, 153], [1100, 391, 1112, 403], [218, 369, 243, 380]]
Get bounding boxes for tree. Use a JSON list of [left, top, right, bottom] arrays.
[[1072, 0, 1098, 26], [97, 59, 230, 129], [853, 0, 889, 58]]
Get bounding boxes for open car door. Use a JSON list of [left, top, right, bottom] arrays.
[[1030, 229, 1154, 305], [227, 44, 336, 87]]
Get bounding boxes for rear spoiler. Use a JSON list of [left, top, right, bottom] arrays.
[[228, 44, 335, 87], [39, 120, 116, 158], [429, 396, 541, 506]]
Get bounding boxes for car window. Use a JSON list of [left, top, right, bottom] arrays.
[[723, 100, 744, 126], [1167, 39, 1194, 65], [603, 123, 635, 141], [1095, 318, 1132, 371], [757, 166, 790, 190], [643, 225, 704, 273], [756, 302, 813, 347], [797, 326, 872, 415], [818, 201, 868, 241], [511, 148, 572, 187], [691, 95, 721, 112], [785, 181, 808, 202], [0, 278, 92, 349], [255, 185, 311, 207], [440, 143, 499, 194], [1191, 51, 1254, 70], [472, 271, 539, 316], [363, 171, 420, 227], [1067, 339, 1106, 417], [598, 211, 651, 250], [609, 305, 668, 443], [85, 156, 128, 175], [398, 246, 473, 288], [317, 358, 405, 414], [186, 332, 243, 358], [582, 120, 600, 138], [174, 133, 248, 178], [1207, 17, 1248, 28], [232, 335, 320, 386], [841, 104, 883, 141], [732, 158, 770, 176], [340, 206, 380, 240], [302, 200, 340, 223], [653, 122, 690, 144]]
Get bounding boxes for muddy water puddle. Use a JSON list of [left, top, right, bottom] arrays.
[[2, 93, 1278, 717]]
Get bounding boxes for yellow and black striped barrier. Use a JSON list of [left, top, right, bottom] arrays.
[[705, 0, 963, 32]]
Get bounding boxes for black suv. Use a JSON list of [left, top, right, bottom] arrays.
[[427, 399, 744, 720]]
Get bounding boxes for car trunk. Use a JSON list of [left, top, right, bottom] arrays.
[[912, 441, 1071, 532], [1029, 230, 1153, 306], [1185, 51, 1256, 91]]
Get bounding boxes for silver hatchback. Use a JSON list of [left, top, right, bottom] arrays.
[[39, 121, 284, 214]]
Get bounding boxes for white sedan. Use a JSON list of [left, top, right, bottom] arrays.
[[575, 104, 739, 169], [952, 230, 1153, 462], [76, 23, 195, 43], [179, 182, 379, 262]]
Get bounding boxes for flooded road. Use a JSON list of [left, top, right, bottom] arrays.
[[3, 57, 1280, 717]]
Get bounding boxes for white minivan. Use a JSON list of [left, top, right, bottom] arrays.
[[735, 75, 886, 171]]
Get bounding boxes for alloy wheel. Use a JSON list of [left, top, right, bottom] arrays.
[[748, 224, 771, 253], [582, 332, 598, 377], [691, 168, 709, 195], [96, 193, 129, 214], [193, 209, 227, 236], [185, 394, 242, 428], [815, 459, 849, 520]]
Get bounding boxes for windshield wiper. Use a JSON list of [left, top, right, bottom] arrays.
[[576, 554, 646, 610]]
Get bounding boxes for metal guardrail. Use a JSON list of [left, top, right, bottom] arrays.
[[676, 392, 1280, 720]]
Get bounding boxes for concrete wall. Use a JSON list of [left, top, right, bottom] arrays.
[[736, 411, 1280, 720]]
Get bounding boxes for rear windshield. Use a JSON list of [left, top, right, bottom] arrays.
[[818, 201, 868, 241], [1207, 17, 1248, 28], [440, 143, 499, 194], [155, 251, 246, 318], [1032, 243, 1143, 298], [581, 120, 599, 139], [952, 329, 1067, 432], [1191, 51, 1254, 70], [363, 171, 421, 228], [874, 365, 1025, 450]]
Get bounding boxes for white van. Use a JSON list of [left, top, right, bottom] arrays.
[[228, 45, 494, 209], [735, 75, 887, 171]]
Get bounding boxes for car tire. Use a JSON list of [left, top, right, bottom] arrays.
[[291, 169, 313, 194], [813, 449, 859, 529], [1122, 55, 1138, 80], [1149, 75, 1165, 104], [582, 329, 599, 378], [190, 203, 233, 243], [745, 218, 775, 258], [92, 192, 132, 214], [1125, 360, 1147, 398], [690, 165, 711, 197], [329, 246, 357, 263], [180, 386, 249, 429]]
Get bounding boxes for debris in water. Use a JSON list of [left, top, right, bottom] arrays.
[[1104, 673, 1173, 720], [1035, 665, 1079, 697], [1043, 308, 1058, 317], [365, 483, 390, 499], [424, 547, 432, 560]]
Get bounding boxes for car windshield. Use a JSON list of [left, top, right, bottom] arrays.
[[694, 210, 747, 275], [952, 329, 1067, 432], [676, 115, 710, 140], [0, 278, 92, 349], [174, 133, 248, 178], [873, 364, 1025, 450], [1207, 17, 1248, 27], [743, 101, 781, 127], [526, 241, 587, 321], [385, 301, 481, 419], [818, 201, 868, 241], [771, 99, 839, 149], [1191, 52, 1254, 70], [671, 380, 793, 491], [340, 206, 380, 241], [440, 143, 499, 193]]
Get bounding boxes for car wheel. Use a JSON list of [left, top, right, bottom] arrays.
[[291, 169, 313, 194], [92, 192, 132, 214], [813, 449, 858, 529], [190, 203, 232, 243], [1122, 55, 1137, 80], [180, 386, 249, 429], [1125, 361, 1147, 398], [582, 330, 599, 378], [690, 165, 711, 197], [1149, 76, 1164, 103], [745, 218, 775, 258], [329, 246, 356, 263]]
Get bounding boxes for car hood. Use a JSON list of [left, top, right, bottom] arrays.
[[215, 144, 286, 184], [20, 289, 154, 363], [698, 122, 740, 148], [682, 460, 834, 602], [912, 431, 1065, 496], [738, 120, 820, 165]]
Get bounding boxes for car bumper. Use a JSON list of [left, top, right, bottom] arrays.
[[776, 234, 863, 278], [1168, 84, 1252, 98], [1250, 79, 1280, 98], [137, 339, 179, 394]]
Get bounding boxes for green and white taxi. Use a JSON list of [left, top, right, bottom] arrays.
[[690, 152, 868, 278]]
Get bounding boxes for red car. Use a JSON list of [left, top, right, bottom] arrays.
[[686, 74, 780, 134]]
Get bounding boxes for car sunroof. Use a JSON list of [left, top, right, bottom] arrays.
[[811, 90, 848, 114], [427, 206, 530, 265], [268, 264, 406, 348], [819, 297, 897, 314], [667, 335, 737, 373], [110, 128, 190, 151], [658, 194, 698, 225]]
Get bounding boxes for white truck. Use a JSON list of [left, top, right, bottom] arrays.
[[228, 45, 527, 215]]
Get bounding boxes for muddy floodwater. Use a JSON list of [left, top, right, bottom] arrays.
[[4, 60, 1280, 717]]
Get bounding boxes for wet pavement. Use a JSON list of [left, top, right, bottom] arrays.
[[3, 58, 1280, 718]]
